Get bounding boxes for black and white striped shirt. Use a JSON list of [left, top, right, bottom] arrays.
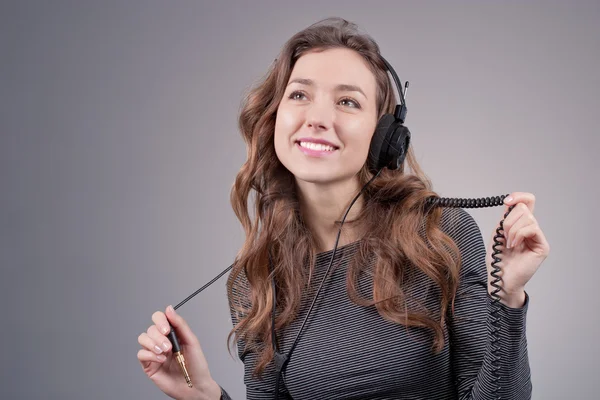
[[220, 207, 531, 399]]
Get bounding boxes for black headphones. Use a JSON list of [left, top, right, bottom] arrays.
[[367, 56, 411, 175]]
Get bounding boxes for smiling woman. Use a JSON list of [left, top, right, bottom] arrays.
[[220, 17, 533, 400], [137, 16, 535, 400]]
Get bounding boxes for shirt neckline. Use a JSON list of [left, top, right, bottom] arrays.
[[314, 239, 361, 261]]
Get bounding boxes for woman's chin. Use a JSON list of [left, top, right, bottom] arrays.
[[287, 169, 333, 184], [291, 170, 354, 186]]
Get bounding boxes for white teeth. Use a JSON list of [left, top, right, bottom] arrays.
[[299, 141, 335, 151]]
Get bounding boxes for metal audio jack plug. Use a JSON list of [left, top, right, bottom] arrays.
[[166, 326, 193, 388]]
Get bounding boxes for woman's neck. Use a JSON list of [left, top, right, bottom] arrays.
[[296, 177, 363, 253]]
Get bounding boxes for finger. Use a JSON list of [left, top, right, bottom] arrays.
[[513, 224, 549, 254], [165, 305, 199, 346], [138, 331, 167, 355], [147, 324, 172, 353], [137, 348, 167, 364], [504, 192, 536, 214], [506, 207, 537, 248], [502, 203, 528, 247], [152, 311, 171, 335]]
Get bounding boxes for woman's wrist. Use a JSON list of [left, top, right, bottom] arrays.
[[500, 288, 527, 308], [203, 378, 223, 400], [183, 378, 222, 400]]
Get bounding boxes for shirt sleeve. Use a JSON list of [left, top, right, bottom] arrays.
[[443, 207, 532, 399], [220, 264, 292, 399], [219, 386, 232, 400]]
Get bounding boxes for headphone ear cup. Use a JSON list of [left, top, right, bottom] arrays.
[[387, 124, 411, 171], [368, 114, 396, 174]]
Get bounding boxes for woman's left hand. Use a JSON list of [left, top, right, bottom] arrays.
[[485, 192, 551, 308]]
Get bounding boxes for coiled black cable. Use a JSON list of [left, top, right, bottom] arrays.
[[425, 195, 516, 399]]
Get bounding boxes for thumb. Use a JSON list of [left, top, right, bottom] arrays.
[[165, 305, 199, 346]]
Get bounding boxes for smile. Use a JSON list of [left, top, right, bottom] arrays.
[[295, 141, 339, 157]]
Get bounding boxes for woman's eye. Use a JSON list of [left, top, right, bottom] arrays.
[[339, 98, 360, 109], [289, 91, 306, 100]]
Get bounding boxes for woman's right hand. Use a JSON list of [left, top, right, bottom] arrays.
[[137, 305, 222, 400]]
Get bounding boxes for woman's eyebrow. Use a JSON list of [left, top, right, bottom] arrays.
[[287, 78, 367, 99]]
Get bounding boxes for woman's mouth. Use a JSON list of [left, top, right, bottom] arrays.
[[295, 140, 339, 157]]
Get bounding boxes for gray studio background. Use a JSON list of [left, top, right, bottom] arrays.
[[1, 1, 598, 399]]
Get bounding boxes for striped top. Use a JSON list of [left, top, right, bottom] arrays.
[[220, 207, 531, 399]]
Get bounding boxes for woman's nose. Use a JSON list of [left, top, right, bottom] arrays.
[[305, 101, 333, 131]]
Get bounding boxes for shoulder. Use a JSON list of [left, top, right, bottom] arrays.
[[438, 207, 484, 250], [226, 261, 253, 323], [437, 207, 487, 282], [228, 261, 250, 291]]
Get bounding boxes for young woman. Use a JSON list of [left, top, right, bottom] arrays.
[[137, 17, 549, 400]]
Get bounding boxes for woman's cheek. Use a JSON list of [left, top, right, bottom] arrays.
[[276, 106, 302, 135]]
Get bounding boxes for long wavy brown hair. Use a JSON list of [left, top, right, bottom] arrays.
[[226, 17, 462, 378]]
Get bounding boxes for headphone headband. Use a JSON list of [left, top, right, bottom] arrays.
[[380, 55, 408, 123]]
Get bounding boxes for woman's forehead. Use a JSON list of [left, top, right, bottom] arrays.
[[289, 48, 377, 96]]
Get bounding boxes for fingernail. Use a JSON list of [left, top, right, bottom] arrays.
[[504, 196, 513, 204], [154, 345, 163, 354], [167, 305, 174, 314], [157, 354, 166, 362], [161, 325, 170, 334], [162, 341, 170, 351]]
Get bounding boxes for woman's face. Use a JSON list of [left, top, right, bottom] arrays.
[[274, 48, 379, 186]]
